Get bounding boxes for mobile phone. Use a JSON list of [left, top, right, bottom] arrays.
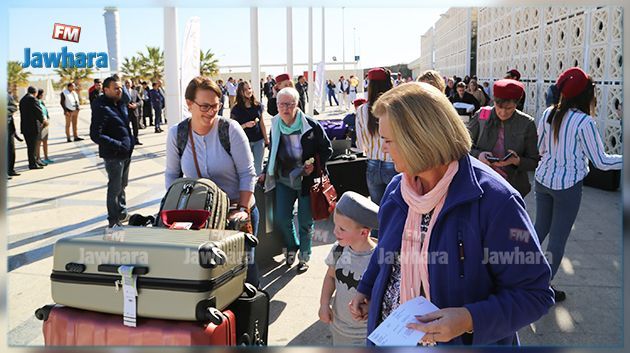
[[486, 156, 500, 163]]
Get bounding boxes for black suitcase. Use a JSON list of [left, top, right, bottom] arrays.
[[228, 283, 270, 346], [583, 162, 620, 191]]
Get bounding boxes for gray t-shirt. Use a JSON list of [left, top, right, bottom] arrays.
[[325, 242, 375, 339]]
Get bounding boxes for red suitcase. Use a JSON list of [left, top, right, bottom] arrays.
[[35, 305, 236, 346]]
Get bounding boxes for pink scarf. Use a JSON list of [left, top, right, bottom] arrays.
[[399, 161, 459, 303]]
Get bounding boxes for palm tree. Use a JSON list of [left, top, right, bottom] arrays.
[[137, 46, 164, 83], [121, 56, 145, 83], [200, 49, 219, 77], [7, 61, 31, 98], [54, 67, 93, 104]]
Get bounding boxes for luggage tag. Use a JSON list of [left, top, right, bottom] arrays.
[[117, 265, 138, 327], [170, 222, 193, 230]]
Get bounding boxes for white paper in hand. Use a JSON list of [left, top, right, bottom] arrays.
[[367, 296, 439, 346]]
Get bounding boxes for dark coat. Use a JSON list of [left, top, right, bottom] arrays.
[[18, 94, 44, 136], [467, 107, 540, 197], [90, 94, 134, 160]]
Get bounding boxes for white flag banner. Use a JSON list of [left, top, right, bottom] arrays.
[[315, 61, 325, 113], [180, 16, 200, 121]]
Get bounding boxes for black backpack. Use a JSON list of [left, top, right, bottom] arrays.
[[175, 117, 232, 177]]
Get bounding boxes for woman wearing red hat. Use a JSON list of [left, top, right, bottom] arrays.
[[266, 73, 295, 116], [355, 67, 397, 207], [534, 67, 622, 302], [467, 79, 539, 197]]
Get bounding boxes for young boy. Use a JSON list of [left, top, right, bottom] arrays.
[[319, 191, 378, 346]]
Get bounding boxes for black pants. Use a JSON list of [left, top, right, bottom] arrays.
[[7, 133, 15, 173], [24, 133, 40, 167], [142, 99, 153, 125], [298, 98, 306, 112], [129, 109, 139, 142]]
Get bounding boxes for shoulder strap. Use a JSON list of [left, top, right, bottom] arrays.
[[333, 244, 345, 264], [176, 118, 191, 158], [188, 122, 203, 178], [218, 118, 232, 157]]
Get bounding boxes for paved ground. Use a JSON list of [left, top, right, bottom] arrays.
[[6, 101, 622, 346]]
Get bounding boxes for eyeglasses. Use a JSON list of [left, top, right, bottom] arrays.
[[278, 102, 297, 109], [193, 101, 222, 112]]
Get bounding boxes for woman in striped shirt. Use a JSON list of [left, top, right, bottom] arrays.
[[535, 67, 622, 302], [355, 68, 396, 205]]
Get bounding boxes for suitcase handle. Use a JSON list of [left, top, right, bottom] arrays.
[[97, 264, 149, 275]]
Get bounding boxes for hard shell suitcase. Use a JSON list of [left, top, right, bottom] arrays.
[[50, 227, 258, 323], [583, 162, 620, 191], [227, 283, 270, 346], [36, 304, 236, 346], [158, 178, 230, 230]]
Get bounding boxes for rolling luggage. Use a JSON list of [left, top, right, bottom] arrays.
[[157, 178, 230, 230], [36, 304, 236, 346], [320, 119, 348, 140], [227, 283, 270, 346], [50, 227, 258, 323], [583, 162, 620, 191]]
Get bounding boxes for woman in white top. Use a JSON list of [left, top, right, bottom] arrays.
[[535, 67, 622, 302], [355, 68, 396, 206]]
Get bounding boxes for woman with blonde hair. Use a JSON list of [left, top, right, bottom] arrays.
[[417, 70, 445, 93], [350, 82, 553, 346]]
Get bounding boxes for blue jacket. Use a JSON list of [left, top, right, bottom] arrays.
[[357, 155, 554, 346], [149, 88, 165, 109], [90, 95, 134, 160]]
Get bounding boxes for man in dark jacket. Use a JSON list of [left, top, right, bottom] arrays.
[[296, 75, 308, 112], [7, 92, 21, 177], [90, 76, 134, 230], [149, 82, 165, 133], [19, 86, 45, 169], [450, 82, 480, 118]]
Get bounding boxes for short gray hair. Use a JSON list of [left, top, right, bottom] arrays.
[[277, 87, 299, 103]]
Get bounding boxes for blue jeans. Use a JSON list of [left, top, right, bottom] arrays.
[[328, 90, 339, 106], [274, 182, 314, 262], [249, 139, 265, 175], [104, 158, 131, 227], [246, 205, 260, 287], [153, 106, 162, 129], [534, 180, 583, 279], [366, 160, 398, 205]]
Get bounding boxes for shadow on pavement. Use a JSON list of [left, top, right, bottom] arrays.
[[286, 320, 332, 346]]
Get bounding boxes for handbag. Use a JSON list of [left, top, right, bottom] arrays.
[[310, 155, 338, 221]]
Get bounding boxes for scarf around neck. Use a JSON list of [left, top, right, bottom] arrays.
[[268, 110, 305, 176], [399, 160, 459, 304]]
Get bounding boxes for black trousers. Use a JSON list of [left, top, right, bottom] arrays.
[[7, 133, 15, 173], [142, 99, 153, 125], [24, 133, 40, 167], [129, 109, 139, 142]]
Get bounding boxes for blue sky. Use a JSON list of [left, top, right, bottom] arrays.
[[8, 6, 446, 76]]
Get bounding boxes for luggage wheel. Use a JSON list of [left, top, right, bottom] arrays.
[[243, 282, 257, 298], [35, 305, 55, 321], [244, 233, 258, 247], [206, 307, 224, 326], [239, 333, 252, 345]]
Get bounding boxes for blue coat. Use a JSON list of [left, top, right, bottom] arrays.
[[90, 95, 134, 160], [357, 155, 554, 346]]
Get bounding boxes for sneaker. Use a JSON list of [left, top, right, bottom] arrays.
[[297, 261, 309, 273], [74, 136, 84, 141], [551, 285, 566, 303], [44, 158, 55, 164], [285, 252, 296, 267]]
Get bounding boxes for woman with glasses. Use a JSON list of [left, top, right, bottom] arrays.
[[230, 81, 269, 175], [259, 87, 332, 273], [165, 76, 260, 286]]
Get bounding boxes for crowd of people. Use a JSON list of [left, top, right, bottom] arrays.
[[6, 63, 622, 346]]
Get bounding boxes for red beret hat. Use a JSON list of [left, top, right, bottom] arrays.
[[493, 79, 525, 100], [275, 73, 291, 83], [353, 98, 367, 108], [367, 68, 388, 81], [556, 67, 589, 99], [506, 69, 521, 81]]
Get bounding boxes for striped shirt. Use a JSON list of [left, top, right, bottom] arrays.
[[535, 107, 622, 190], [355, 104, 393, 162]]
